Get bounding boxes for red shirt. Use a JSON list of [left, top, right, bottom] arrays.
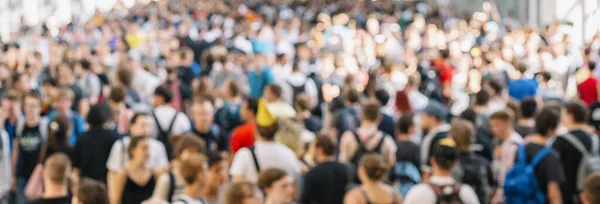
[[230, 122, 256, 154], [431, 59, 453, 84], [578, 77, 598, 105]]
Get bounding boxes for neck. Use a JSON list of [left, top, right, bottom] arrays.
[[60, 109, 71, 116], [566, 123, 587, 131], [184, 184, 204, 199], [202, 184, 219, 200], [517, 118, 534, 126], [43, 182, 68, 198], [316, 154, 334, 163], [397, 134, 411, 141], [361, 179, 382, 188], [432, 169, 453, 177], [26, 115, 39, 124], [265, 197, 285, 204], [128, 159, 146, 169], [194, 123, 210, 133], [528, 134, 549, 145], [361, 121, 377, 129]]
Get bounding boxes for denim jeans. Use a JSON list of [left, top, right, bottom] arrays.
[[13, 177, 28, 204]]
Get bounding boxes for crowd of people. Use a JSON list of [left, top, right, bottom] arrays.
[[2, 0, 600, 203]]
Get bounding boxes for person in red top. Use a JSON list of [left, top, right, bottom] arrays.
[[431, 49, 454, 99], [230, 98, 259, 154], [578, 61, 599, 105]]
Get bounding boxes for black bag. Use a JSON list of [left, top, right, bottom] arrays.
[[349, 132, 385, 184], [452, 154, 492, 204], [428, 183, 464, 204], [151, 111, 178, 160]]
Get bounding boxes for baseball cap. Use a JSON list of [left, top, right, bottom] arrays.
[[423, 101, 448, 121], [432, 138, 458, 167]]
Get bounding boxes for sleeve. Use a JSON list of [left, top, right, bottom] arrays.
[[106, 140, 123, 171], [76, 116, 86, 135], [299, 172, 316, 203], [152, 173, 171, 200], [229, 148, 250, 177], [90, 76, 102, 97], [264, 69, 275, 85], [403, 185, 436, 204], [545, 152, 566, 183], [459, 185, 482, 204]]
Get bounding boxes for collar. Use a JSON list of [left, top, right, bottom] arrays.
[[428, 175, 457, 184]]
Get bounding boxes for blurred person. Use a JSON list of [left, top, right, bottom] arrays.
[[430, 49, 453, 99], [74, 60, 102, 105], [373, 89, 395, 137], [294, 94, 322, 133], [107, 86, 133, 136], [152, 134, 205, 202], [56, 63, 87, 116], [508, 63, 538, 101], [248, 54, 275, 98], [109, 136, 156, 204], [580, 172, 600, 204], [484, 79, 507, 116], [489, 110, 523, 203], [191, 97, 225, 152], [344, 154, 402, 204], [257, 168, 295, 204], [115, 69, 143, 110], [44, 115, 73, 160], [230, 98, 258, 154], [47, 88, 86, 146], [419, 101, 450, 180], [151, 86, 191, 159], [30, 153, 71, 204], [282, 62, 318, 109], [578, 61, 598, 105], [161, 67, 192, 113], [515, 98, 538, 137], [537, 71, 565, 103], [1, 90, 23, 151], [214, 80, 243, 137], [72, 103, 119, 184], [552, 101, 600, 204], [172, 153, 208, 204], [72, 178, 109, 204], [458, 108, 494, 161], [203, 152, 227, 204], [404, 139, 480, 204], [271, 54, 292, 84], [391, 114, 421, 197], [223, 181, 262, 204], [403, 75, 428, 112], [0, 110, 10, 201], [300, 134, 349, 204], [106, 113, 168, 172], [331, 88, 361, 137], [262, 84, 296, 118]]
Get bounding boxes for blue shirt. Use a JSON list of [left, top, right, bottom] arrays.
[[508, 78, 538, 101], [46, 110, 86, 145], [248, 68, 275, 98]]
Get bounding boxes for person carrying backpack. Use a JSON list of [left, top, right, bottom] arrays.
[[450, 119, 495, 204], [392, 114, 421, 198], [552, 101, 600, 204], [504, 106, 566, 204], [420, 101, 451, 181], [332, 89, 361, 139], [338, 100, 396, 184], [150, 86, 191, 159], [404, 138, 480, 204]]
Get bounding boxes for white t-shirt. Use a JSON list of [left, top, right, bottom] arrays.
[[151, 106, 191, 139], [106, 136, 169, 171], [229, 141, 301, 183], [404, 176, 480, 204], [172, 194, 206, 204], [281, 73, 318, 106]]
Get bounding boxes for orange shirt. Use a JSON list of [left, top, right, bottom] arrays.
[[230, 122, 256, 154]]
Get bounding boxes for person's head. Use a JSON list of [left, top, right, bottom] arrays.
[[358, 154, 388, 183], [241, 98, 259, 122], [535, 106, 561, 137], [86, 103, 114, 128], [344, 88, 360, 105], [129, 113, 150, 137], [23, 91, 42, 118], [72, 178, 109, 204], [128, 136, 150, 163], [485, 78, 503, 96], [192, 97, 215, 130], [108, 86, 126, 108], [153, 86, 172, 108], [449, 119, 475, 153], [430, 138, 459, 172], [223, 80, 241, 99], [224, 182, 262, 204], [174, 134, 206, 160], [116, 69, 133, 87], [56, 88, 74, 113], [180, 153, 208, 188], [49, 114, 70, 149], [396, 113, 415, 136], [581, 172, 600, 204], [257, 122, 279, 141], [474, 90, 491, 107], [459, 108, 477, 125], [563, 100, 589, 127], [294, 94, 311, 113], [263, 84, 282, 103], [206, 151, 226, 189], [421, 101, 447, 131], [313, 133, 336, 162], [489, 110, 515, 138], [257, 168, 294, 203], [1, 90, 22, 117], [374, 89, 390, 106], [43, 153, 71, 186], [520, 98, 538, 119], [361, 100, 381, 124], [11, 72, 30, 91]]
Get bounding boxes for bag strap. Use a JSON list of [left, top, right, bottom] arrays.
[[529, 146, 553, 167], [591, 135, 599, 156], [516, 144, 527, 165], [151, 111, 166, 134], [167, 113, 179, 133], [351, 131, 367, 151], [426, 183, 444, 198], [560, 134, 591, 155], [249, 146, 261, 172], [167, 171, 175, 202], [372, 133, 386, 153]]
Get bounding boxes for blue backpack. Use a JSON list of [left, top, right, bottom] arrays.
[[393, 161, 421, 197], [504, 145, 553, 204]]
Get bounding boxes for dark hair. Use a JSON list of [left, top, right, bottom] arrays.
[[314, 133, 336, 156], [24, 91, 43, 104], [520, 98, 538, 118], [49, 114, 70, 151], [294, 94, 310, 111], [397, 113, 415, 134], [42, 77, 58, 87], [361, 100, 381, 122], [535, 106, 561, 136], [440, 49, 450, 59], [245, 98, 259, 115], [486, 79, 503, 95], [257, 122, 279, 140], [590, 61, 597, 72], [359, 154, 388, 181], [583, 172, 600, 204], [374, 89, 390, 106], [128, 136, 147, 159], [206, 151, 224, 168], [258, 168, 287, 191], [77, 178, 109, 204], [538, 71, 552, 82], [516, 63, 528, 74], [129, 112, 148, 126], [266, 84, 282, 99], [345, 89, 360, 104], [79, 59, 91, 70], [224, 182, 256, 204], [154, 86, 173, 103], [565, 101, 589, 124], [174, 134, 206, 158], [459, 108, 477, 125], [86, 103, 114, 128], [475, 90, 491, 106], [116, 69, 133, 86], [227, 80, 240, 97], [490, 110, 514, 123], [109, 86, 126, 103]]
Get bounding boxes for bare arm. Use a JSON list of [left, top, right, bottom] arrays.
[[11, 140, 19, 177], [109, 170, 126, 204], [547, 181, 562, 204]]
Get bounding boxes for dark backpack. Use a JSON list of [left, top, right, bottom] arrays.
[[428, 183, 464, 204], [214, 103, 242, 134], [334, 108, 360, 138], [151, 111, 178, 160], [452, 154, 492, 204], [287, 80, 306, 103], [504, 145, 553, 204], [349, 132, 385, 184]]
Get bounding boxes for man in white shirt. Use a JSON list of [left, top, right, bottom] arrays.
[[230, 99, 301, 183], [489, 110, 523, 203], [106, 113, 169, 172], [281, 63, 318, 108], [173, 153, 208, 204], [151, 86, 191, 158], [404, 139, 480, 204]]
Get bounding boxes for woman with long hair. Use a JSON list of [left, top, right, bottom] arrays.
[[223, 181, 262, 204], [344, 154, 403, 204], [258, 168, 295, 204], [45, 114, 72, 160], [109, 136, 156, 204]]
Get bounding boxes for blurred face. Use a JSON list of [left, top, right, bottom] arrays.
[[420, 114, 434, 130], [265, 176, 294, 203], [1, 99, 21, 118], [24, 97, 42, 117], [130, 115, 150, 137], [240, 102, 252, 122], [207, 161, 227, 188], [193, 101, 215, 129], [263, 88, 277, 102], [131, 139, 150, 161], [242, 186, 263, 204], [490, 118, 510, 138], [561, 109, 574, 127], [152, 95, 165, 108], [57, 97, 73, 112]]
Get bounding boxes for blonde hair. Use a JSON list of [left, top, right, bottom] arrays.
[[275, 118, 304, 157], [450, 119, 475, 153]]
